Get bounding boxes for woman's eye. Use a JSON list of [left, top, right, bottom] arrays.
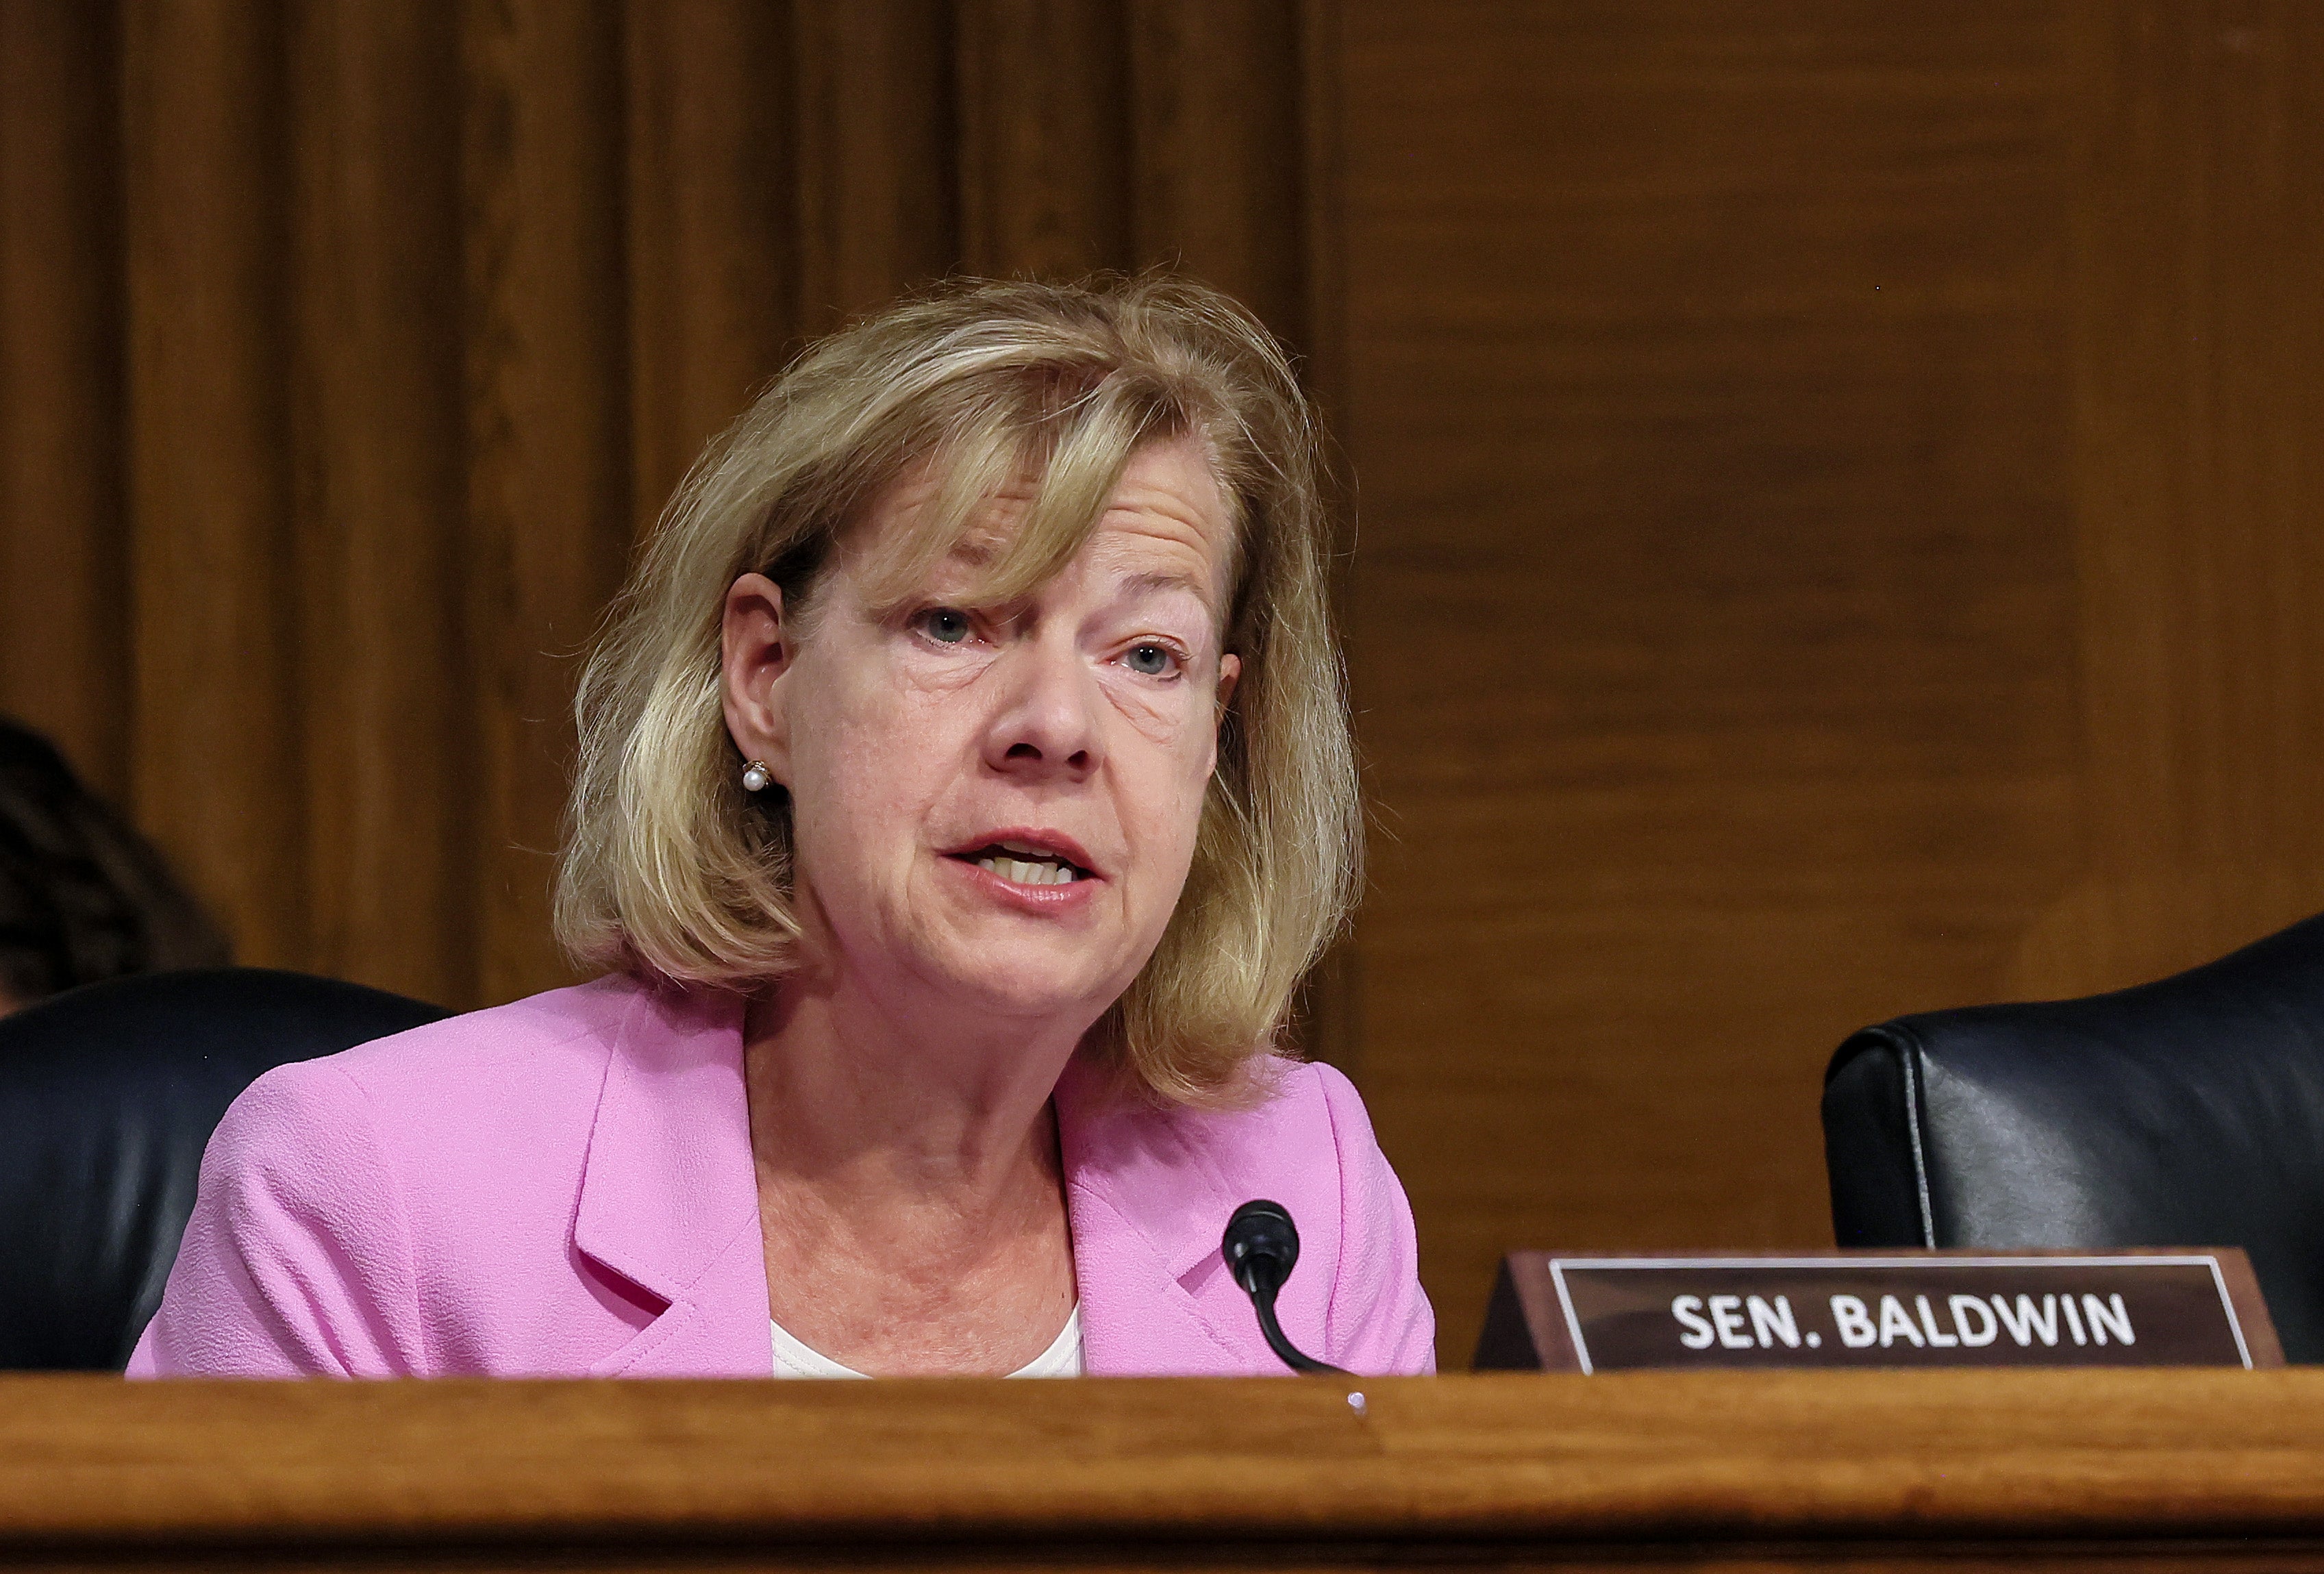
[[919, 608, 972, 645], [1125, 643, 1177, 677]]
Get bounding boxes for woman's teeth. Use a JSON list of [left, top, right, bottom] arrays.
[[976, 855, 1078, 886]]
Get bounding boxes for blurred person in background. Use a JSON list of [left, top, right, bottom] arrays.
[[0, 719, 229, 1016]]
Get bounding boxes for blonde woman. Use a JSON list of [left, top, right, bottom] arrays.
[[132, 275, 1434, 1378]]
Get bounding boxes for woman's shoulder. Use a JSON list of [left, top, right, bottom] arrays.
[[1132, 1054, 1375, 1140], [1219, 1058, 1401, 1210], [218, 974, 649, 1167], [1067, 1054, 1398, 1225], [1066, 1053, 1434, 1374], [332, 973, 640, 1080], [138, 975, 678, 1377]]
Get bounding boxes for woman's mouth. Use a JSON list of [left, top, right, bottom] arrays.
[[951, 840, 1092, 886]]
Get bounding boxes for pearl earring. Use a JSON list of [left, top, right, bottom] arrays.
[[740, 760, 772, 793]]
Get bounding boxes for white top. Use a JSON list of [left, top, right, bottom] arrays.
[[769, 1305, 1084, 1379]]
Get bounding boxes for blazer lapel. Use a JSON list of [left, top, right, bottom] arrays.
[[1055, 1055, 1275, 1375], [571, 986, 771, 1377]]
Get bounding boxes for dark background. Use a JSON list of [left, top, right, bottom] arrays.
[[3, 1, 2319, 1364]]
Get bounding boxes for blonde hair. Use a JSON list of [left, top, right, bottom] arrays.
[[555, 273, 1359, 1104]]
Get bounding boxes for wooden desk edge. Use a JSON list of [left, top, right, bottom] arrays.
[[2, 1371, 2321, 1555]]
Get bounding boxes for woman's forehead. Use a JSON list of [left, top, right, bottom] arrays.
[[875, 434, 1223, 521], [846, 436, 1235, 607]]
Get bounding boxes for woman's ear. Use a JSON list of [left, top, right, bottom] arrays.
[[721, 573, 795, 784], [1206, 652, 1242, 778]]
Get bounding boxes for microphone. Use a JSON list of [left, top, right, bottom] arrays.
[[1222, 1199, 1347, 1375]]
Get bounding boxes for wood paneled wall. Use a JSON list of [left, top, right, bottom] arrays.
[[1325, 0, 2324, 1358], [3, 2, 2321, 1366], [1331, 0, 2079, 1356], [2019, 0, 2324, 996]]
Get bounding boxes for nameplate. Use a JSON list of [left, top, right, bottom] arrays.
[[1473, 1249, 2282, 1372]]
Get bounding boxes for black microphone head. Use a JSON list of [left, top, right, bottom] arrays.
[[1223, 1198, 1300, 1297]]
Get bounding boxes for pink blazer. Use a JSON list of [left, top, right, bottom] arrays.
[[127, 976, 1434, 1377]]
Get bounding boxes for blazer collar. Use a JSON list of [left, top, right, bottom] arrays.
[[572, 984, 770, 1374], [1053, 1053, 1266, 1374]]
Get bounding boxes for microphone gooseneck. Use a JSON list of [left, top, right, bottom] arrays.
[[1222, 1199, 1348, 1375]]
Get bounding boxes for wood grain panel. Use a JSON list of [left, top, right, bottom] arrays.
[[461, 0, 632, 1004], [1127, 0, 1305, 343], [1330, 1, 2084, 1361], [1288, 0, 1360, 1074], [7, 1371, 2324, 1568], [2014, 1, 2324, 998], [955, 0, 1131, 278], [625, 0, 796, 538], [793, 0, 957, 332], [1297, 0, 1348, 422], [123, 0, 303, 967], [289, 0, 471, 1008], [0, 0, 126, 796]]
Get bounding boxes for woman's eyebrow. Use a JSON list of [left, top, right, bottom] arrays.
[[1118, 568, 1214, 609]]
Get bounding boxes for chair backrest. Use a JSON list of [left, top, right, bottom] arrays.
[[0, 968, 449, 1369], [1822, 911, 2324, 1362]]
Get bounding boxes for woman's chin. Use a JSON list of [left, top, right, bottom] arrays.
[[899, 925, 1134, 1027], [932, 954, 1122, 1025]]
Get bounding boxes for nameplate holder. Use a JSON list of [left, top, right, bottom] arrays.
[[1473, 1249, 2283, 1371]]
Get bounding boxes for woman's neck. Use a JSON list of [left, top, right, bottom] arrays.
[[744, 972, 1084, 1199], [748, 971, 1083, 1236], [742, 971, 1085, 1372]]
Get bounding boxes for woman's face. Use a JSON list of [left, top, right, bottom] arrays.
[[724, 437, 1241, 1027]]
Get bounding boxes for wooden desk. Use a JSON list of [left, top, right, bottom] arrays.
[[3, 1371, 2321, 1571]]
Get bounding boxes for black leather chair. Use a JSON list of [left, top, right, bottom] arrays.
[[0, 968, 447, 1369], [1823, 911, 2324, 1362]]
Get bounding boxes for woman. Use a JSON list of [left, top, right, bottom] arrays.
[[130, 275, 1433, 1378]]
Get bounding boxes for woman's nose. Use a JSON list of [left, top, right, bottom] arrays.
[[982, 636, 1101, 779]]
